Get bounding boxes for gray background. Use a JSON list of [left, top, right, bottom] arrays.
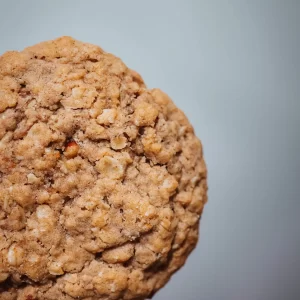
[[0, 1, 299, 299]]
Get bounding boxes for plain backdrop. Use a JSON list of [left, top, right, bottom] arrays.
[[0, 1, 300, 299]]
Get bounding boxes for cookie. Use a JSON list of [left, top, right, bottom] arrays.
[[0, 37, 208, 300]]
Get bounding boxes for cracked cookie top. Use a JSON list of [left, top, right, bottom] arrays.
[[0, 37, 207, 300]]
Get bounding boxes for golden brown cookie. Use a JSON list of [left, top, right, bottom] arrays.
[[0, 37, 208, 300]]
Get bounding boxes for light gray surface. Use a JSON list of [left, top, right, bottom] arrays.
[[0, 1, 299, 299]]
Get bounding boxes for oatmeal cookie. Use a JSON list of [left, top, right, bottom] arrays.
[[0, 37, 207, 300]]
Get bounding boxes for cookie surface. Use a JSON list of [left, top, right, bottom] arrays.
[[0, 37, 207, 300]]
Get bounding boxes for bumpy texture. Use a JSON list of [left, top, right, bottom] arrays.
[[0, 37, 207, 300]]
